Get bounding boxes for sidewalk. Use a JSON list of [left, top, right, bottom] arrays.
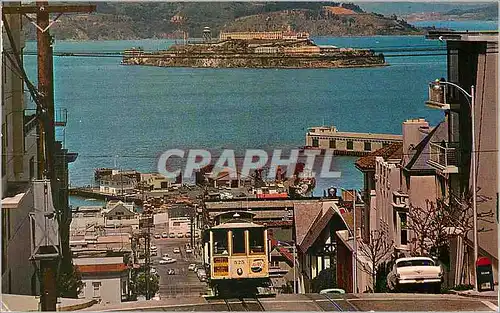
[[451, 285, 498, 300], [1, 294, 96, 311]]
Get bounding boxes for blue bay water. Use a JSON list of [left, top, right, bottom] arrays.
[[24, 21, 493, 202]]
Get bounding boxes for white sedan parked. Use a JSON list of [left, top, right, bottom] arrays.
[[387, 257, 443, 293]]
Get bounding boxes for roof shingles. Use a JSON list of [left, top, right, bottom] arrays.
[[355, 142, 403, 171]]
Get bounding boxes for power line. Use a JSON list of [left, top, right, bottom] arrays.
[[62, 148, 500, 160]]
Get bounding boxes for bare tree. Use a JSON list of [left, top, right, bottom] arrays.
[[358, 229, 394, 292], [440, 189, 494, 240], [407, 200, 449, 257], [407, 190, 494, 284], [439, 190, 494, 284]]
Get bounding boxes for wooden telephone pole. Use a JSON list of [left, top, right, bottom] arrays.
[[2, 2, 95, 311]]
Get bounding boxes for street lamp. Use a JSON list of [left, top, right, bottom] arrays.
[[338, 187, 358, 294], [276, 240, 297, 294], [428, 79, 477, 291]]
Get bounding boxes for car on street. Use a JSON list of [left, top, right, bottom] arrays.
[[162, 253, 169, 259], [154, 234, 161, 239], [387, 257, 443, 293], [185, 248, 193, 253], [185, 232, 191, 238], [319, 288, 345, 294], [161, 232, 168, 238], [188, 264, 196, 271], [177, 233, 184, 238], [169, 233, 175, 238], [150, 245, 157, 251], [151, 250, 157, 256], [160, 257, 177, 264], [173, 247, 181, 254], [168, 269, 175, 275], [197, 268, 207, 281]]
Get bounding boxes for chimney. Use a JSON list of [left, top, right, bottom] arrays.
[[402, 118, 429, 154]]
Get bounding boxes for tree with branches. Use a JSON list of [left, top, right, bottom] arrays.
[[407, 200, 449, 257], [358, 229, 394, 292], [407, 189, 494, 284]]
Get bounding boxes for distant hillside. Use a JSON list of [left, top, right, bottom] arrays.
[[404, 2, 498, 22], [221, 8, 421, 36], [357, 2, 494, 16], [23, 2, 422, 41]]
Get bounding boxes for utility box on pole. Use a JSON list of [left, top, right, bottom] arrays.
[[29, 180, 61, 311]]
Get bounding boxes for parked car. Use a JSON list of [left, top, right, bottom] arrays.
[[161, 232, 168, 238], [150, 245, 157, 251], [169, 233, 176, 238], [177, 233, 184, 238], [185, 248, 193, 254], [319, 288, 345, 294], [387, 257, 443, 293], [196, 268, 207, 281], [162, 253, 169, 259], [185, 232, 191, 238], [154, 234, 161, 239], [151, 250, 157, 256], [188, 264, 196, 271], [173, 247, 181, 254], [168, 269, 176, 275]]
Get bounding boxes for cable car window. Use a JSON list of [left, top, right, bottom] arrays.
[[249, 229, 265, 254], [232, 229, 246, 254], [213, 231, 228, 255]]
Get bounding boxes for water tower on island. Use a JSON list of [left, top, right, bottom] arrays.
[[203, 27, 212, 42]]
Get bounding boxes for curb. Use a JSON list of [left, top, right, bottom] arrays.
[[449, 290, 498, 300]]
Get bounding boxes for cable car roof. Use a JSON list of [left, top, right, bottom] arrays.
[[211, 221, 264, 229]]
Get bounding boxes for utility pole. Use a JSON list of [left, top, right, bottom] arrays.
[[2, 2, 95, 311]]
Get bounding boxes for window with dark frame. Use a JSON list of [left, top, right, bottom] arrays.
[[232, 229, 246, 254], [347, 140, 353, 150], [329, 139, 336, 149], [364, 141, 371, 151], [312, 138, 319, 147]]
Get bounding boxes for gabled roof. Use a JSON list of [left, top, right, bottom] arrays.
[[355, 142, 403, 171], [404, 120, 447, 172], [102, 203, 135, 216], [76, 263, 129, 274], [293, 202, 323, 248]]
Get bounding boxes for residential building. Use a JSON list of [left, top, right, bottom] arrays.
[[1, 3, 38, 295], [292, 199, 370, 293], [425, 30, 499, 285], [354, 142, 403, 242], [74, 255, 130, 304]]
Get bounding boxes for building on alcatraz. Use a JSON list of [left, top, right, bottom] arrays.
[[219, 31, 309, 41]]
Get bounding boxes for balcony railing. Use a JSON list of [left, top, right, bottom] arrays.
[[428, 142, 459, 173]]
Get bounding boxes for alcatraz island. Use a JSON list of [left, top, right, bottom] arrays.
[[121, 28, 386, 69]]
